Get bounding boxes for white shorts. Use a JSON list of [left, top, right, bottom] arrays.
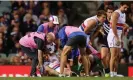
[[107, 29, 122, 48], [55, 67, 60, 73], [48, 61, 60, 73]]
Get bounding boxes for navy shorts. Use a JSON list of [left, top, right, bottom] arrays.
[[66, 35, 87, 48], [98, 33, 109, 48]]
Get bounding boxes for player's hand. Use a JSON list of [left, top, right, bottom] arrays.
[[115, 36, 120, 46], [99, 27, 105, 36], [39, 65, 45, 76], [58, 48, 62, 55], [89, 41, 92, 45]]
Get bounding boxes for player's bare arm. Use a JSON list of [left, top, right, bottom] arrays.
[[90, 26, 102, 43], [123, 23, 129, 31], [111, 12, 119, 40], [84, 19, 96, 34], [38, 50, 43, 67]]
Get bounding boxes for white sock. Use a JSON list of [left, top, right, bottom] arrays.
[[114, 72, 117, 76], [58, 74, 64, 77], [110, 72, 114, 77]]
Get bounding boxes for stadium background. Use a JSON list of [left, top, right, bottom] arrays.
[[0, 1, 133, 78]]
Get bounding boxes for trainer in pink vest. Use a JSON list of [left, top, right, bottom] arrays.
[[65, 26, 83, 37], [42, 23, 58, 35], [19, 32, 45, 48]]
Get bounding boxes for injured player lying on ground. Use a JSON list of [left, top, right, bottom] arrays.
[[37, 42, 79, 77]]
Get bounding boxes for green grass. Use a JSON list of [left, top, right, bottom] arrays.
[[0, 77, 133, 80]]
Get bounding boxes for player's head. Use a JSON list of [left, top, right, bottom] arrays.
[[120, 2, 129, 13], [96, 10, 107, 23], [48, 15, 59, 28], [46, 42, 56, 54], [106, 7, 114, 19], [46, 32, 55, 43]]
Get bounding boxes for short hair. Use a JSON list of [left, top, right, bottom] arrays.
[[96, 10, 107, 17], [120, 1, 130, 6], [105, 6, 114, 12]]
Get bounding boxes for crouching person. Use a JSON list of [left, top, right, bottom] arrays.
[[19, 32, 55, 77], [58, 26, 89, 77]]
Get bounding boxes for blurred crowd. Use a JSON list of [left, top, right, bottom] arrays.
[[0, 1, 132, 67]]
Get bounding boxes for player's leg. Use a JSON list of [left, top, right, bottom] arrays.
[[99, 34, 110, 75], [114, 48, 120, 76], [109, 47, 118, 77], [101, 47, 110, 74], [67, 49, 74, 67], [45, 66, 59, 76], [60, 35, 80, 76], [60, 45, 72, 76], [88, 54, 94, 63], [107, 31, 119, 77], [78, 35, 90, 76], [101, 47, 108, 68], [64, 68, 72, 77], [79, 47, 89, 76], [88, 54, 94, 75]]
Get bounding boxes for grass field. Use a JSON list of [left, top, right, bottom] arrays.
[[0, 77, 133, 80]]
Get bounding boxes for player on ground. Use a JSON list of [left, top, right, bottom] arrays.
[[41, 41, 78, 77], [107, 2, 129, 77], [19, 32, 55, 77], [58, 26, 89, 77], [42, 47, 72, 77]]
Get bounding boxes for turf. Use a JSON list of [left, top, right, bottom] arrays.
[[0, 77, 133, 80]]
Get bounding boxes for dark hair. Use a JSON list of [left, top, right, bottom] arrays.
[[96, 10, 106, 17], [120, 1, 130, 6], [105, 6, 114, 12]]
